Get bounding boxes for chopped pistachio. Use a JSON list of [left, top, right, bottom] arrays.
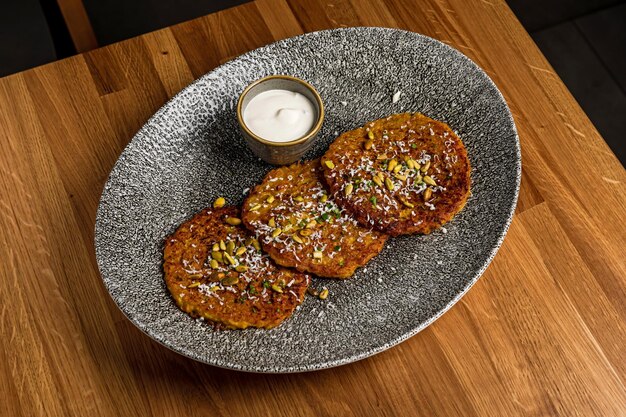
[[213, 197, 226, 208], [423, 176, 437, 186], [223, 252, 236, 266], [385, 177, 394, 191], [324, 160, 335, 169], [226, 240, 235, 255], [423, 188, 433, 201], [319, 289, 329, 300], [211, 251, 223, 262], [313, 251, 323, 259], [224, 217, 242, 226]]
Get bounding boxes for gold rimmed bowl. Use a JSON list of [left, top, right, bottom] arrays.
[[237, 75, 325, 165]]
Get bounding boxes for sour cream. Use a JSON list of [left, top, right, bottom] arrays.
[[243, 89, 315, 142]]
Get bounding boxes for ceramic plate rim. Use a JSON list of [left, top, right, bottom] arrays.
[[95, 27, 521, 373]]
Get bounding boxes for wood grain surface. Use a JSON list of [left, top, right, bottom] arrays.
[[1, 1, 625, 416]]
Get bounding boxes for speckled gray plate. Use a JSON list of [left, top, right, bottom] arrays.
[[95, 27, 520, 373]]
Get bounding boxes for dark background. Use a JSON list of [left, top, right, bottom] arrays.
[[1, 0, 624, 166]]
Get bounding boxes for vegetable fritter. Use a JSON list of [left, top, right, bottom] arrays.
[[242, 159, 388, 279], [163, 206, 309, 329], [321, 113, 471, 236]]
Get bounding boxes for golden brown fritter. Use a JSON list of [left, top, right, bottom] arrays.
[[163, 206, 309, 329], [241, 159, 388, 279], [321, 113, 471, 236]]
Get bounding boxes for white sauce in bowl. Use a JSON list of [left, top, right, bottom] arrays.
[[243, 89, 315, 142]]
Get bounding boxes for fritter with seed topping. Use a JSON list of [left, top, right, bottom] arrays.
[[242, 159, 388, 279], [163, 206, 309, 329], [321, 113, 471, 236]]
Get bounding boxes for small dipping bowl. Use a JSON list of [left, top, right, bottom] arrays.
[[237, 75, 324, 165]]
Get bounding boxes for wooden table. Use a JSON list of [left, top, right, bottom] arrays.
[[1, 1, 625, 416]]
